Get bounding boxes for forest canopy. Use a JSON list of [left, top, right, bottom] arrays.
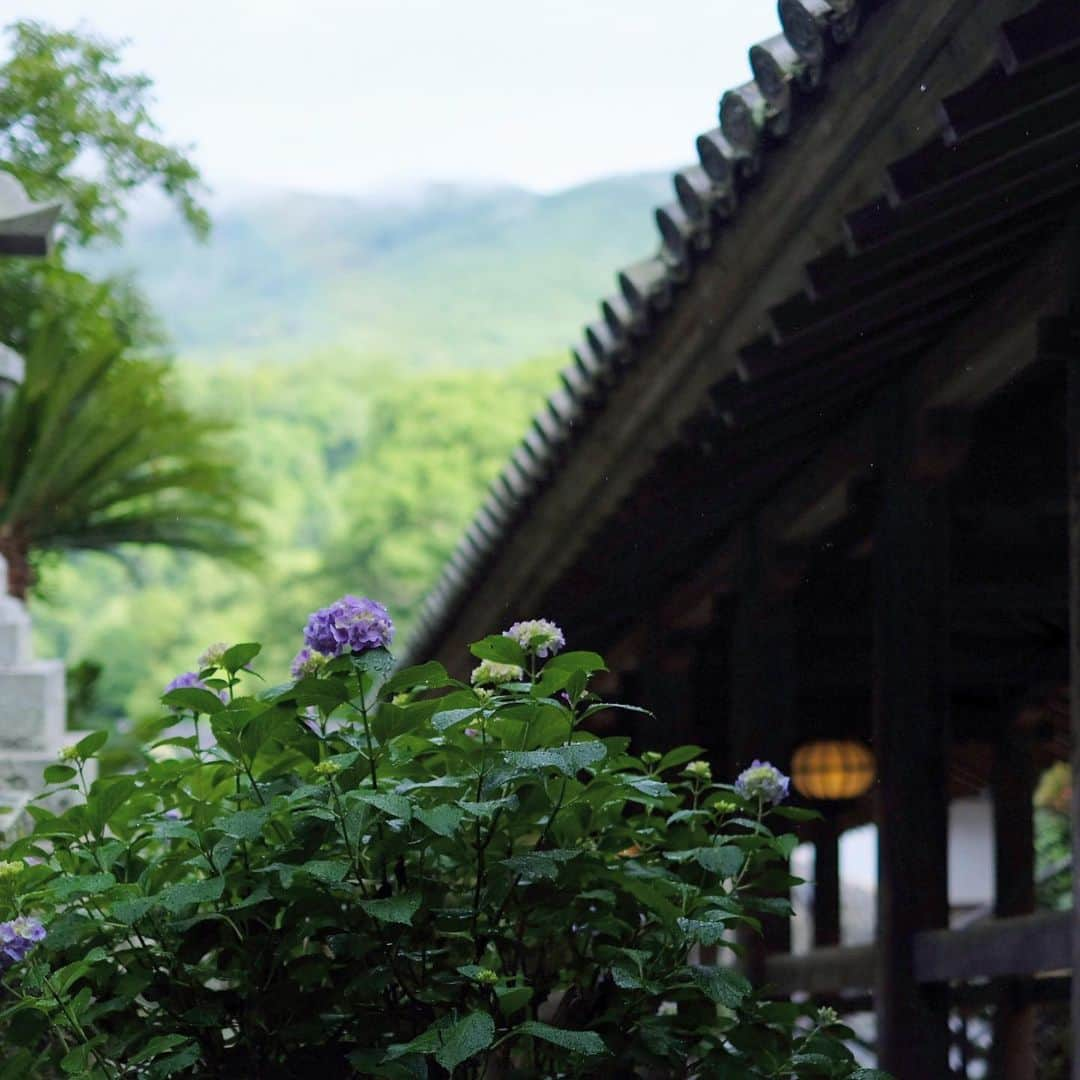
[[34, 350, 561, 727]]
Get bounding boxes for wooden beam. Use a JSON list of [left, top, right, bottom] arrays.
[[872, 381, 951, 1077], [765, 911, 1073, 997], [765, 944, 876, 997], [914, 911, 1073, 982]]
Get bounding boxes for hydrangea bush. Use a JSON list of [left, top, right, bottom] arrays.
[[0, 599, 888, 1078]]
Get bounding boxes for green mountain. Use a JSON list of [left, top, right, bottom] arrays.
[[81, 173, 673, 365]]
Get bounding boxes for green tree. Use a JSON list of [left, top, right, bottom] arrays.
[[0, 19, 208, 245], [0, 18, 210, 353], [0, 19, 258, 603], [0, 299, 257, 598]]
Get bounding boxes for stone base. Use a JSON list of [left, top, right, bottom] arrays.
[[0, 751, 93, 839], [0, 660, 66, 752]]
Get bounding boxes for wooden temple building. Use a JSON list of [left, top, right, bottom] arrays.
[[406, 0, 1080, 1074]]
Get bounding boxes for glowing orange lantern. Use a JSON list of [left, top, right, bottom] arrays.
[[791, 740, 876, 801]]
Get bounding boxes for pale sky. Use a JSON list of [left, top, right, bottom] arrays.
[[11, 1, 780, 196]]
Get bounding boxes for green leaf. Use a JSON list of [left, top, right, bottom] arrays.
[[469, 635, 526, 666], [657, 745, 707, 772], [495, 985, 533, 1016], [60, 1043, 93, 1075], [158, 877, 225, 913], [290, 676, 351, 710], [74, 730, 108, 759], [359, 894, 420, 925], [215, 807, 270, 839], [434, 1011, 495, 1071], [688, 965, 752, 1007], [221, 642, 260, 673], [352, 647, 395, 680], [109, 896, 157, 924], [770, 805, 822, 822], [148, 1045, 201, 1077], [676, 917, 730, 946], [383, 660, 451, 696], [516, 1021, 607, 1056], [459, 794, 518, 818], [773, 833, 799, 860], [385, 1016, 453, 1059], [416, 804, 464, 837], [42, 764, 77, 784], [850, 1072, 893, 1080], [431, 707, 482, 732], [162, 687, 224, 714], [128, 1035, 192, 1065], [5, 1007, 48, 1047], [502, 741, 606, 777], [50, 872, 116, 900], [501, 849, 579, 881], [299, 859, 349, 884], [541, 650, 607, 674], [611, 965, 647, 989], [87, 776, 136, 834], [695, 846, 744, 878], [624, 776, 673, 801], [351, 790, 413, 821]]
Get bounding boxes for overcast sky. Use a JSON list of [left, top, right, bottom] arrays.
[[13, 1, 780, 197]]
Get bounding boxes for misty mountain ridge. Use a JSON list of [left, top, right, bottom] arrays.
[[82, 173, 673, 366]]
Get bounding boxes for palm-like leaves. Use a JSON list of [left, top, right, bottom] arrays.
[[0, 311, 258, 596]]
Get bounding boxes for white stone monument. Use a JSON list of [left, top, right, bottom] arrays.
[[0, 554, 71, 837]]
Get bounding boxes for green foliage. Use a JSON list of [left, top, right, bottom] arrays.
[[0, 631, 884, 1078], [0, 17, 208, 360], [0, 301, 258, 598], [0, 19, 208, 245], [33, 353, 561, 722]]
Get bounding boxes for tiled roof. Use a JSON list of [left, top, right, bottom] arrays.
[[406, 0, 1080, 660], [404, 0, 883, 661]]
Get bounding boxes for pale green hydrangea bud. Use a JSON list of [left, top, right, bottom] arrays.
[[641, 751, 662, 766], [0, 861, 24, 882], [197, 642, 229, 669], [683, 760, 712, 782], [313, 761, 342, 779], [473, 968, 499, 986], [470, 659, 524, 687]]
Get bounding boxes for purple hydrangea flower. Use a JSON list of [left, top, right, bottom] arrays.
[[302, 596, 393, 659], [164, 808, 182, 821], [0, 916, 45, 971], [735, 760, 790, 806], [502, 619, 565, 658], [163, 672, 227, 704]]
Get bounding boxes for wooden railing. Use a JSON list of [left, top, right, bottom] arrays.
[[763, 910, 1073, 996]]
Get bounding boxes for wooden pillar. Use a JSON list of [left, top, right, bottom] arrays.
[[990, 723, 1036, 1080], [731, 523, 797, 980], [814, 815, 842, 948], [1065, 213, 1080, 1080], [872, 381, 951, 1076]]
